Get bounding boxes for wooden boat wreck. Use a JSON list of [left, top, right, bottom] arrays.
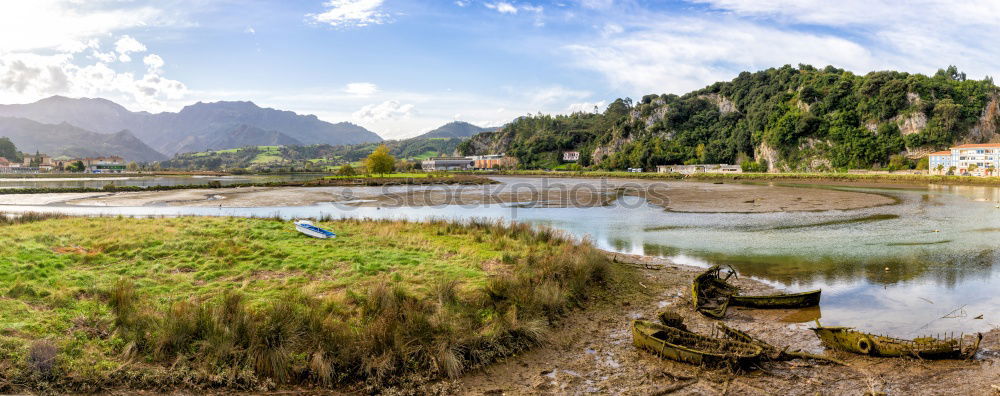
[[717, 322, 846, 365], [631, 320, 763, 367], [692, 265, 821, 318], [811, 325, 982, 359]]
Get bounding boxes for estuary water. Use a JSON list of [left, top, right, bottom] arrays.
[[1, 176, 998, 337]]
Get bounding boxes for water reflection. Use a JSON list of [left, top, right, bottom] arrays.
[[1, 177, 1000, 336]]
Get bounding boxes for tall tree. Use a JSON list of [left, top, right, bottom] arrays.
[[0, 137, 19, 162], [364, 144, 396, 176]]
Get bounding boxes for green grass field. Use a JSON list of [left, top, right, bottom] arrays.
[[0, 215, 617, 392]]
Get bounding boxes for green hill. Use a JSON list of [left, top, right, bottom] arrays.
[[162, 138, 465, 171], [413, 121, 495, 139], [460, 65, 999, 171]]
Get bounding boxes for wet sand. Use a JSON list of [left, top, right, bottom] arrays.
[[433, 253, 1000, 395], [7, 176, 898, 213]]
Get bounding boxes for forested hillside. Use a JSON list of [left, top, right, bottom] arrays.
[[162, 137, 463, 171], [460, 65, 999, 171]]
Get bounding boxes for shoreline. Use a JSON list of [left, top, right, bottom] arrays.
[[464, 170, 1000, 187], [0, 176, 899, 214], [0, 174, 495, 195], [439, 250, 1000, 395]]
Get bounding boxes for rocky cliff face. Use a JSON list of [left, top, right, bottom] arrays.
[[699, 93, 738, 114], [967, 95, 1000, 143], [755, 141, 781, 172], [895, 112, 928, 135]]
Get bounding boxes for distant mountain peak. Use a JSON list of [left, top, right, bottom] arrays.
[[414, 121, 495, 139]]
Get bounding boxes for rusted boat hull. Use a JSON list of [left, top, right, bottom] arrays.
[[692, 265, 821, 318], [730, 290, 822, 309], [811, 326, 982, 359], [631, 320, 762, 367]]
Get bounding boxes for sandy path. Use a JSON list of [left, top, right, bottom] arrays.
[[41, 177, 898, 213], [429, 254, 999, 395]]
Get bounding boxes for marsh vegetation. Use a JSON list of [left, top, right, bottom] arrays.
[[0, 216, 620, 392]]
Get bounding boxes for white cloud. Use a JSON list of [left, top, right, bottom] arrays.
[[244, 26, 256, 34], [565, 17, 875, 94], [143, 54, 165, 72], [455, 0, 470, 6], [525, 86, 592, 105], [601, 23, 623, 37], [685, 0, 1000, 79], [114, 35, 147, 62], [0, 1, 162, 53], [578, 0, 614, 9], [566, 101, 606, 114], [485, 2, 519, 14], [353, 100, 415, 121], [0, 51, 187, 110], [309, 0, 390, 27], [344, 82, 378, 96]]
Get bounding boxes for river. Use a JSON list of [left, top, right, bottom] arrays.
[[1, 176, 997, 337]]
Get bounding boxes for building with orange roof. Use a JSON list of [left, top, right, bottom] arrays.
[[928, 144, 1000, 176]]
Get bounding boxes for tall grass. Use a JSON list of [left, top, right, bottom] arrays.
[[0, 211, 67, 226], [31, 218, 619, 392]]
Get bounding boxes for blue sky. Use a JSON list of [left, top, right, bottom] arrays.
[[1, 1, 999, 139]]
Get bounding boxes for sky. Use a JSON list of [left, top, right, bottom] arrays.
[[1, 1, 999, 139]]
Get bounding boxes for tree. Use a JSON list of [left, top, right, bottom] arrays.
[[336, 163, 357, 176], [364, 144, 396, 176], [0, 137, 19, 162], [126, 161, 139, 172], [916, 157, 929, 170], [67, 160, 85, 172]]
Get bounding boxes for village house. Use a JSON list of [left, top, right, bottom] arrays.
[[421, 157, 475, 171], [562, 151, 580, 162], [928, 144, 1000, 176], [22, 153, 54, 171], [470, 154, 518, 170], [83, 156, 127, 173], [656, 164, 742, 174]]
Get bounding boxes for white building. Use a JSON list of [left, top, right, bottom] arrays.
[[656, 164, 742, 174], [928, 144, 1000, 176]]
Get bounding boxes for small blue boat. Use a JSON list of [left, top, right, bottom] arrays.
[[294, 220, 336, 239]]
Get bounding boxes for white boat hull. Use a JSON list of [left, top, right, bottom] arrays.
[[296, 225, 333, 238], [294, 220, 336, 239]]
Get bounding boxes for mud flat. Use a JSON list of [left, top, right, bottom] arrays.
[[34, 177, 899, 213], [430, 252, 1000, 395]]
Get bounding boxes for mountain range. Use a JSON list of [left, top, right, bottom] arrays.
[[0, 117, 166, 161], [0, 96, 383, 161]]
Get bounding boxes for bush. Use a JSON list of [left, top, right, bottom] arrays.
[[740, 159, 768, 173]]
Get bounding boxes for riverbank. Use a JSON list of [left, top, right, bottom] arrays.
[[7, 176, 897, 213], [437, 252, 1000, 395], [0, 171, 231, 179], [471, 170, 1000, 187], [0, 174, 495, 195], [0, 216, 621, 393]]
